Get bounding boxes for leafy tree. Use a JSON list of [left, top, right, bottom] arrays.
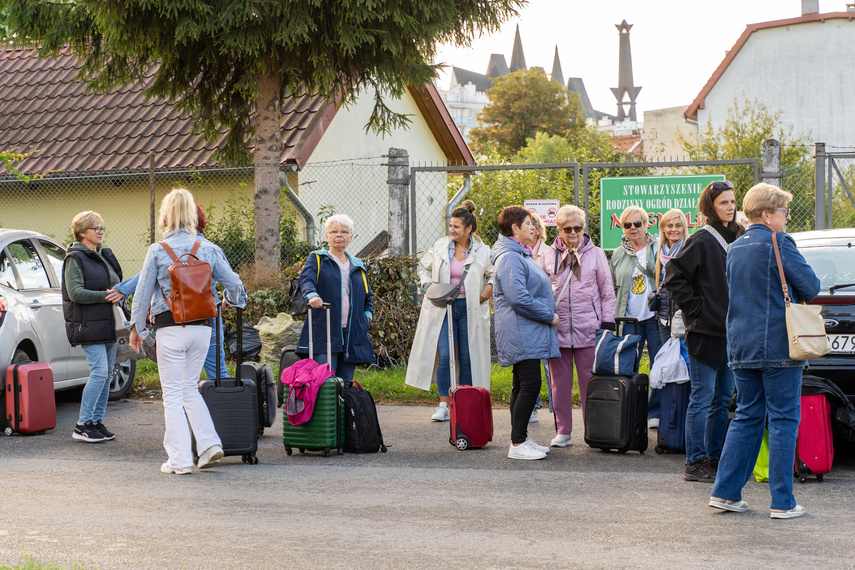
[[2, 0, 523, 271], [470, 67, 585, 156], [678, 97, 815, 230]]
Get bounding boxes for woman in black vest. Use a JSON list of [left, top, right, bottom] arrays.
[[62, 211, 124, 443]]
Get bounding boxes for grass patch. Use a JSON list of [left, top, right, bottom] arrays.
[[1, 555, 90, 570]]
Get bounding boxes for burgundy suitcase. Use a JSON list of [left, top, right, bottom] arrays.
[[5, 362, 56, 436], [443, 303, 493, 450], [795, 394, 834, 483]]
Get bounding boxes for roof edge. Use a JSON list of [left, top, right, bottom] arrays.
[[407, 84, 476, 167]]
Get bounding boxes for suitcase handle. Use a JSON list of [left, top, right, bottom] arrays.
[[307, 302, 333, 367], [214, 302, 245, 388], [615, 317, 640, 337]]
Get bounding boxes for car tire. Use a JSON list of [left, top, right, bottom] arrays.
[[11, 348, 31, 364], [108, 359, 136, 401]]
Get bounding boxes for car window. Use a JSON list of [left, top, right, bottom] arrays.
[[0, 250, 18, 289], [6, 240, 51, 290], [39, 240, 67, 288], [799, 246, 855, 291]]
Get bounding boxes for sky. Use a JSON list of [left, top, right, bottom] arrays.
[[434, 0, 853, 118]]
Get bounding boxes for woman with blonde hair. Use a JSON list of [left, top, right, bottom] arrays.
[[62, 211, 125, 443], [539, 205, 615, 446], [129, 188, 246, 475], [710, 183, 819, 518]]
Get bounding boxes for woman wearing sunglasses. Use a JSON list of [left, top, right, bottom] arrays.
[[664, 180, 744, 483], [539, 205, 615, 447], [609, 205, 663, 421]]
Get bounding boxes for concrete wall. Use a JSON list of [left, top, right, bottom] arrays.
[[643, 106, 697, 161], [697, 19, 855, 147]]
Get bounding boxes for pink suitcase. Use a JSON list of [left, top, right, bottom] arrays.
[[5, 362, 56, 436], [795, 394, 834, 483]]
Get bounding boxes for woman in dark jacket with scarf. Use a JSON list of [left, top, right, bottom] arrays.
[[664, 180, 743, 483], [296, 214, 375, 385], [62, 211, 124, 443]]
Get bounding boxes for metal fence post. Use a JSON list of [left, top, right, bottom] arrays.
[[761, 139, 782, 186], [387, 148, 409, 255], [815, 142, 826, 230]]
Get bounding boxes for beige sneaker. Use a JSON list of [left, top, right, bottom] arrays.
[[551, 434, 573, 447]]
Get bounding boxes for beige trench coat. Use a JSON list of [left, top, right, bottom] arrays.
[[405, 236, 493, 391]]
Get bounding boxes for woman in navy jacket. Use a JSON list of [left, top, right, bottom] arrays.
[[296, 214, 375, 385], [709, 183, 820, 519]]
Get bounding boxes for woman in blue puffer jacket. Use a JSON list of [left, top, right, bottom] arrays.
[[491, 206, 560, 461]]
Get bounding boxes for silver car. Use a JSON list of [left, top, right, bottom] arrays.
[[0, 229, 136, 402]]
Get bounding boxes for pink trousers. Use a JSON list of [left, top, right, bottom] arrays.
[[547, 346, 595, 435]]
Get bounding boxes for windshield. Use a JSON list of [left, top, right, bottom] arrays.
[[799, 246, 855, 292]]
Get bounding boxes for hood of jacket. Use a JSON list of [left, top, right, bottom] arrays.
[[313, 247, 367, 272], [490, 234, 526, 265]]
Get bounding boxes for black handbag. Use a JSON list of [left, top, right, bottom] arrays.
[[647, 290, 661, 312]]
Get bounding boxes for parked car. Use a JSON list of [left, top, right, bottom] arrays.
[[0, 229, 136, 405], [792, 229, 855, 396]]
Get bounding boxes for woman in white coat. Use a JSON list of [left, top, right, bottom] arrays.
[[405, 200, 494, 421]]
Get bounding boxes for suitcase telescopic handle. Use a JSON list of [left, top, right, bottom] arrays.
[[615, 317, 640, 337], [307, 302, 333, 366]]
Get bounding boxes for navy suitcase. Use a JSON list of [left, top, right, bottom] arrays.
[[654, 381, 690, 454], [198, 305, 259, 464]]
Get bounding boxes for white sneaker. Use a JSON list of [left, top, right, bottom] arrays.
[[161, 463, 192, 475], [648, 418, 660, 429], [551, 434, 574, 447], [197, 444, 224, 469], [529, 410, 539, 423], [431, 403, 450, 421], [525, 437, 549, 454], [770, 504, 806, 519], [508, 442, 547, 460]]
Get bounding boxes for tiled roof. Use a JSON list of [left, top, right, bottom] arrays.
[[0, 47, 332, 176]]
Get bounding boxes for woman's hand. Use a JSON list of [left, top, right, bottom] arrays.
[[479, 284, 493, 304], [129, 327, 142, 353], [309, 296, 324, 309], [551, 314, 560, 327], [105, 289, 124, 303]]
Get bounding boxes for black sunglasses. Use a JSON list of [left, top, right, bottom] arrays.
[[710, 180, 734, 191], [623, 220, 644, 229]]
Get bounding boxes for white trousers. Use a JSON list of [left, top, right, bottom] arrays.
[[157, 325, 221, 469]]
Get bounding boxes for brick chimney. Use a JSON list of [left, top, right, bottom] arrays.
[[802, 0, 819, 15]]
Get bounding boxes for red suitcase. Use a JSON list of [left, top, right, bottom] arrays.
[[442, 303, 493, 450], [5, 362, 56, 436], [795, 394, 834, 483]]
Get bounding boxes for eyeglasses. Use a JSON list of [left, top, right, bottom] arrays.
[[327, 230, 351, 236], [88, 226, 106, 233], [560, 226, 584, 234], [710, 180, 735, 191], [623, 220, 644, 229], [776, 208, 791, 219]]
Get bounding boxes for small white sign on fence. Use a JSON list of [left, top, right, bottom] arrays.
[[524, 199, 560, 227]]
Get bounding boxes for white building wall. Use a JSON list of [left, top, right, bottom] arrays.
[[297, 88, 450, 255], [643, 107, 697, 161], [697, 19, 855, 147]]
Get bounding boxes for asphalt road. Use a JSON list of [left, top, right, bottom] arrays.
[[2, 390, 854, 569]]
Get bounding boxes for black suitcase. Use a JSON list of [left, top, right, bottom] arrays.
[[584, 318, 648, 453], [198, 305, 259, 464], [241, 362, 276, 435], [342, 382, 387, 453]]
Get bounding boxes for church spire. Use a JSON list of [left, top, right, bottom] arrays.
[[550, 46, 565, 86], [610, 20, 642, 121], [509, 24, 527, 72]]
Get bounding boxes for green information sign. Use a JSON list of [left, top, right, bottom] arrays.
[[599, 174, 725, 250]]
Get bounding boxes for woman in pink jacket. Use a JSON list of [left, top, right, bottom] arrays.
[[539, 205, 616, 447]]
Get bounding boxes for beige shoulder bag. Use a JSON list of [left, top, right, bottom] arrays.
[[772, 232, 830, 360]]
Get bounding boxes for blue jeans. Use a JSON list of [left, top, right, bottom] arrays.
[[78, 342, 117, 425], [685, 353, 735, 464], [436, 298, 471, 397], [711, 367, 802, 511], [631, 317, 664, 419], [313, 326, 356, 387], [203, 318, 228, 380]]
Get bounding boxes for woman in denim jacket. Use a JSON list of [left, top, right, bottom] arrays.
[[709, 183, 820, 519]]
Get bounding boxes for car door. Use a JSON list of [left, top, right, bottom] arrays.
[[37, 238, 91, 381], [3, 238, 70, 380]]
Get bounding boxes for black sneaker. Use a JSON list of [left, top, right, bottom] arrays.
[[683, 460, 716, 483], [73, 421, 107, 443], [93, 421, 115, 441]]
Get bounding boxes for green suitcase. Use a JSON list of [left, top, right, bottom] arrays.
[[282, 303, 345, 457]]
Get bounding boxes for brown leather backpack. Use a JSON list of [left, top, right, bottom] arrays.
[[159, 240, 217, 324]]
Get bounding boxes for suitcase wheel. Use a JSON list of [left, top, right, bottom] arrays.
[[798, 475, 807, 484], [4, 427, 12, 437], [299, 448, 306, 454], [241, 454, 259, 465], [454, 435, 470, 451], [285, 446, 292, 456], [322, 448, 330, 457], [337, 447, 343, 455], [817, 474, 824, 482], [654, 446, 664, 454]]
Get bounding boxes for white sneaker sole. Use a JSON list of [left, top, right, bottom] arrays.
[[551, 439, 573, 448], [771, 507, 806, 519], [72, 432, 106, 443], [709, 499, 749, 513], [197, 447, 224, 469], [161, 463, 193, 475]]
